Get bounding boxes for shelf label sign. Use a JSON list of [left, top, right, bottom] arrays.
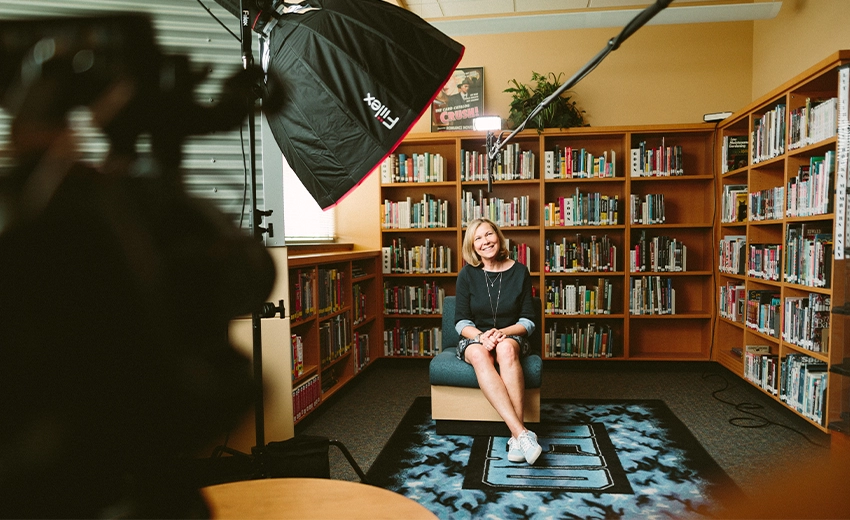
[[836, 65, 849, 259]]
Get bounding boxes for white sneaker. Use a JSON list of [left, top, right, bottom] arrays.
[[507, 437, 525, 463], [517, 430, 542, 465]]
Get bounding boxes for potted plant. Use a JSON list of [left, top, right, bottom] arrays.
[[504, 71, 587, 132]]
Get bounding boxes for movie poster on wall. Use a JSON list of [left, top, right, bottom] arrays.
[[431, 67, 483, 131]]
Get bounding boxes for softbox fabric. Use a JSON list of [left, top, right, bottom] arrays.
[[264, 0, 463, 209]]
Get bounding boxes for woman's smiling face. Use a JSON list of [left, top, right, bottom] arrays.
[[473, 222, 499, 261]]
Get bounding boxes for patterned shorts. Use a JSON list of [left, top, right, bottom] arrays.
[[455, 334, 530, 364]]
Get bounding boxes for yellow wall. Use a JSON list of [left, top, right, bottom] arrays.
[[336, 2, 850, 249], [418, 22, 754, 130], [753, 0, 850, 100]]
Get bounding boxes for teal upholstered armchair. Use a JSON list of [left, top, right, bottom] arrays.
[[429, 296, 542, 435]]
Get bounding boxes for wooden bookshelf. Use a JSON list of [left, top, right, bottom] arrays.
[[714, 50, 850, 432], [380, 123, 717, 361], [287, 249, 381, 425]]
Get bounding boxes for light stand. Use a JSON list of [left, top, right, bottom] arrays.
[[482, 0, 674, 191], [208, 3, 283, 472], [241, 2, 271, 457]]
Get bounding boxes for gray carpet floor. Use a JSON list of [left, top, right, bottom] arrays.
[[298, 359, 834, 499]]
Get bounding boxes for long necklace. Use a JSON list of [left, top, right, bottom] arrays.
[[484, 270, 503, 328]]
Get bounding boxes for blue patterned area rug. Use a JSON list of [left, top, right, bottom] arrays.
[[366, 397, 742, 519]]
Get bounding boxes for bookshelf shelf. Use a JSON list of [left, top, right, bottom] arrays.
[[383, 123, 717, 361], [723, 167, 748, 178], [788, 137, 837, 157], [631, 271, 713, 276], [630, 312, 713, 319], [547, 270, 626, 276], [320, 377, 351, 401], [546, 313, 626, 319], [544, 224, 626, 230], [714, 50, 850, 432], [383, 273, 457, 279], [318, 307, 350, 321], [546, 177, 625, 184], [353, 315, 376, 327], [321, 349, 351, 371], [785, 214, 835, 224], [719, 315, 747, 329], [287, 249, 381, 425], [291, 316, 314, 328], [293, 365, 319, 386], [384, 313, 442, 319], [783, 343, 830, 363]]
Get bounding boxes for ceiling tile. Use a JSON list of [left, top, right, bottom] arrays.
[[427, 2, 781, 36], [589, 0, 708, 6], [402, 0, 443, 18], [437, 0, 515, 17], [515, 0, 589, 13]]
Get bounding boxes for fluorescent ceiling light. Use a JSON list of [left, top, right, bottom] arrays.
[[427, 2, 782, 36]]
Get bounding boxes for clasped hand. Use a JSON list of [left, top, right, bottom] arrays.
[[480, 329, 505, 351]]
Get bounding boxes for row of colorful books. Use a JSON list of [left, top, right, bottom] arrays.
[[319, 313, 351, 367], [717, 229, 832, 288], [460, 190, 530, 227], [629, 193, 666, 224], [381, 239, 452, 274], [788, 97, 837, 150], [719, 282, 745, 323], [291, 334, 305, 380], [752, 103, 786, 163], [630, 232, 687, 272], [544, 278, 614, 315], [504, 242, 531, 273], [779, 353, 827, 425], [353, 332, 370, 374], [718, 235, 746, 275], [786, 153, 834, 217], [544, 322, 615, 358], [743, 345, 778, 395], [380, 152, 446, 184], [381, 194, 450, 229], [629, 276, 675, 315], [720, 184, 748, 223], [748, 186, 784, 221], [630, 139, 684, 176], [383, 324, 442, 357], [352, 283, 368, 325], [290, 268, 316, 322], [781, 293, 831, 353], [544, 147, 617, 179], [293, 375, 321, 422], [721, 135, 748, 173], [742, 349, 828, 425], [745, 289, 780, 338], [382, 281, 445, 315], [544, 234, 617, 273], [460, 144, 537, 182], [784, 224, 833, 288], [317, 267, 345, 316], [543, 191, 620, 226], [748, 243, 782, 281]]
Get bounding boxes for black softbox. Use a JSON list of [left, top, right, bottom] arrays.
[[260, 0, 463, 209]]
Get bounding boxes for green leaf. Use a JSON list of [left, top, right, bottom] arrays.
[[503, 71, 587, 132]]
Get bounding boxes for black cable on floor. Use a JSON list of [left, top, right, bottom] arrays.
[[701, 372, 829, 448]]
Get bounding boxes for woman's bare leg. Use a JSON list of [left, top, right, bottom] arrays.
[[464, 343, 526, 439]]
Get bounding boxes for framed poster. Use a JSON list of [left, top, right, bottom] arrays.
[[431, 67, 483, 132]]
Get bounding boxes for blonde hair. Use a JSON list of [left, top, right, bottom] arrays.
[[462, 218, 509, 267]]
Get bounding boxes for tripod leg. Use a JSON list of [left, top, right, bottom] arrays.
[[328, 440, 368, 484]]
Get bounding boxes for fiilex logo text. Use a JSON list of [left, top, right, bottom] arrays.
[[364, 93, 399, 130]]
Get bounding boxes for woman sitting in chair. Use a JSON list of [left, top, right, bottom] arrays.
[[455, 218, 541, 464]]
